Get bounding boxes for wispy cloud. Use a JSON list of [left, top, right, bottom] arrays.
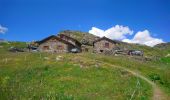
[[0, 25, 8, 34], [89, 25, 165, 47]]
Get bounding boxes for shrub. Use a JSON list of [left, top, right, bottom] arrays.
[[149, 73, 161, 82]]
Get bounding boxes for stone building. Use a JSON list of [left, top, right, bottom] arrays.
[[58, 34, 82, 51], [37, 35, 76, 53], [93, 37, 119, 54]]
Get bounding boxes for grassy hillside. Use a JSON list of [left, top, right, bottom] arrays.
[[0, 53, 152, 100], [0, 41, 27, 50], [155, 42, 170, 56], [155, 42, 170, 50], [0, 42, 170, 99], [59, 30, 99, 45], [59, 30, 170, 57]]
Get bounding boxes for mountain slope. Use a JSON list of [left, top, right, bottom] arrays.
[[0, 41, 170, 99], [59, 30, 99, 45], [155, 42, 170, 51], [59, 30, 168, 57]]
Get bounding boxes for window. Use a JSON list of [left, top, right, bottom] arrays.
[[105, 43, 109, 48], [43, 46, 49, 50], [57, 45, 63, 49], [60, 35, 64, 39]]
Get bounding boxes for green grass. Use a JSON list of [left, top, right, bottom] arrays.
[[160, 57, 170, 63], [0, 42, 170, 99], [80, 53, 170, 96], [0, 52, 153, 100]]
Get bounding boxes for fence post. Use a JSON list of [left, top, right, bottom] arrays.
[[5, 58, 7, 64], [40, 53, 42, 59], [25, 56, 27, 61]]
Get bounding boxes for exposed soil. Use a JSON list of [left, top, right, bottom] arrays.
[[153, 87, 167, 100]]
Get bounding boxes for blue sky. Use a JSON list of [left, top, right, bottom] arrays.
[[0, 0, 170, 44]]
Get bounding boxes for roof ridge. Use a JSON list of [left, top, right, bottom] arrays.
[[37, 35, 76, 47], [93, 36, 120, 44]]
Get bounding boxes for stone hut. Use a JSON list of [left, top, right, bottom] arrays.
[[58, 34, 82, 51], [37, 35, 76, 53], [93, 37, 119, 54], [81, 45, 94, 52]]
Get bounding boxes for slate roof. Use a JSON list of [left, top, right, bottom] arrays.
[[37, 35, 75, 47], [93, 37, 121, 44], [58, 34, 81, 46]]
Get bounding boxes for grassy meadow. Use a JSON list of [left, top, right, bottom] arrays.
[[0, 42, 170, 100]]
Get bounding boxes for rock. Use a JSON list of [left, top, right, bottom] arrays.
[[165, 54, 170, 57], [56, 55, 63, 61], [145, 56, 152, 61], [95, 64, 99, 68], [80, 64, 83, 68], [44, 57, 49, 60]]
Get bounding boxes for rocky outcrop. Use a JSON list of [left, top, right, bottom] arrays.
[[154, 42, 170, 49]]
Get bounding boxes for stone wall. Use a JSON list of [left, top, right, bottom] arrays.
[[94, 40, 116, 53], [38, 38, 73, 53]]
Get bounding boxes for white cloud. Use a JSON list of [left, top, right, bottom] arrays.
[[0, 25, 8, 34], [89, 25, 133, 40], [122, 30, 164, 47], [89, 25, 165, 47]]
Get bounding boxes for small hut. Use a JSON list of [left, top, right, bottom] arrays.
[[37, 35, 75, 53], [93, 37, 119, 54]]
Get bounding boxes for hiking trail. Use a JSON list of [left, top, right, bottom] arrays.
[[104, 63, 168, 100]]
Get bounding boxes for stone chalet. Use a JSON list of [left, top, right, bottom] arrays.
[[93, 37, 120, 53], [37, 34, 81, 53]]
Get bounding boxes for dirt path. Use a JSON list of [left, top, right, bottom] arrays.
[[153, 87, 167, 100], [78, 55, 168, 99], [104, 63, 168, 100]]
